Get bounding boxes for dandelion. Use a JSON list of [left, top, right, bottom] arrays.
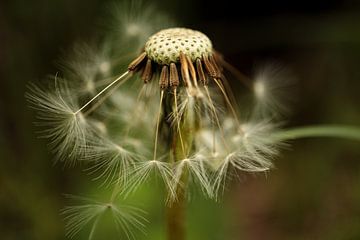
[[27, 26, 283, 239], [27, 3, 360, 240]]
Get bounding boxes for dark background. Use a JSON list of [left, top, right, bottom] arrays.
[[1, 0, 360, 239]]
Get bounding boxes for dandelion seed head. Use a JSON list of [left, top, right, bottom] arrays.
[[145, 28, 213, 65], [128, 26, 222, 93]]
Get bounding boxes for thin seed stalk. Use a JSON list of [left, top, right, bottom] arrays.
[[166, 94, 196, 240]]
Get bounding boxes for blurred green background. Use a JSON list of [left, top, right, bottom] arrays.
[[1, 0, 360, 239]]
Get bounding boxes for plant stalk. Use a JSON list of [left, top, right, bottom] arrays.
[[166, 180, 186, 240], [166, 126, 189, 240], [166, 95, 196, 240], [271, 125, 360, 142]]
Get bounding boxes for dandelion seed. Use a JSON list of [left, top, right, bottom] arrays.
[[59, 43, 113, 95], [110, 1, 175, 52], [211, 120, 279, 197], [230, 120, 281, 157], [61, 195, 147, 239], [171, 154, 213, 201], [26, 81, 91, 164], [84, 137, 141, 186], [124, 159, 176, 200], [252, 63, 296, 119], [212, 150, 271, 198], [99, 61, 111, 75]]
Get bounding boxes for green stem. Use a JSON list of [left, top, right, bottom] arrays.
[[166, 95, 196, 240], [271, 125, 360, 142], [166, 129, 188, 240], [166, 182, 186, 240]]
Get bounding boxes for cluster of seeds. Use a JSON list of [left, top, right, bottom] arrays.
[[128, 28, 221, 91]]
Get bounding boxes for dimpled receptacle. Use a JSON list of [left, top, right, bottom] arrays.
[[145, 28, 213, 65]]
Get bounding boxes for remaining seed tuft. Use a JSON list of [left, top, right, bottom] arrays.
[[128, 27, 222, 90]]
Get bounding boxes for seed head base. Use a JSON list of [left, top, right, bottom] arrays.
[[128, 27, 222, 90]]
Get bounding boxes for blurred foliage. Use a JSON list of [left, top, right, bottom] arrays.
[[1, 0, 359, 239]]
